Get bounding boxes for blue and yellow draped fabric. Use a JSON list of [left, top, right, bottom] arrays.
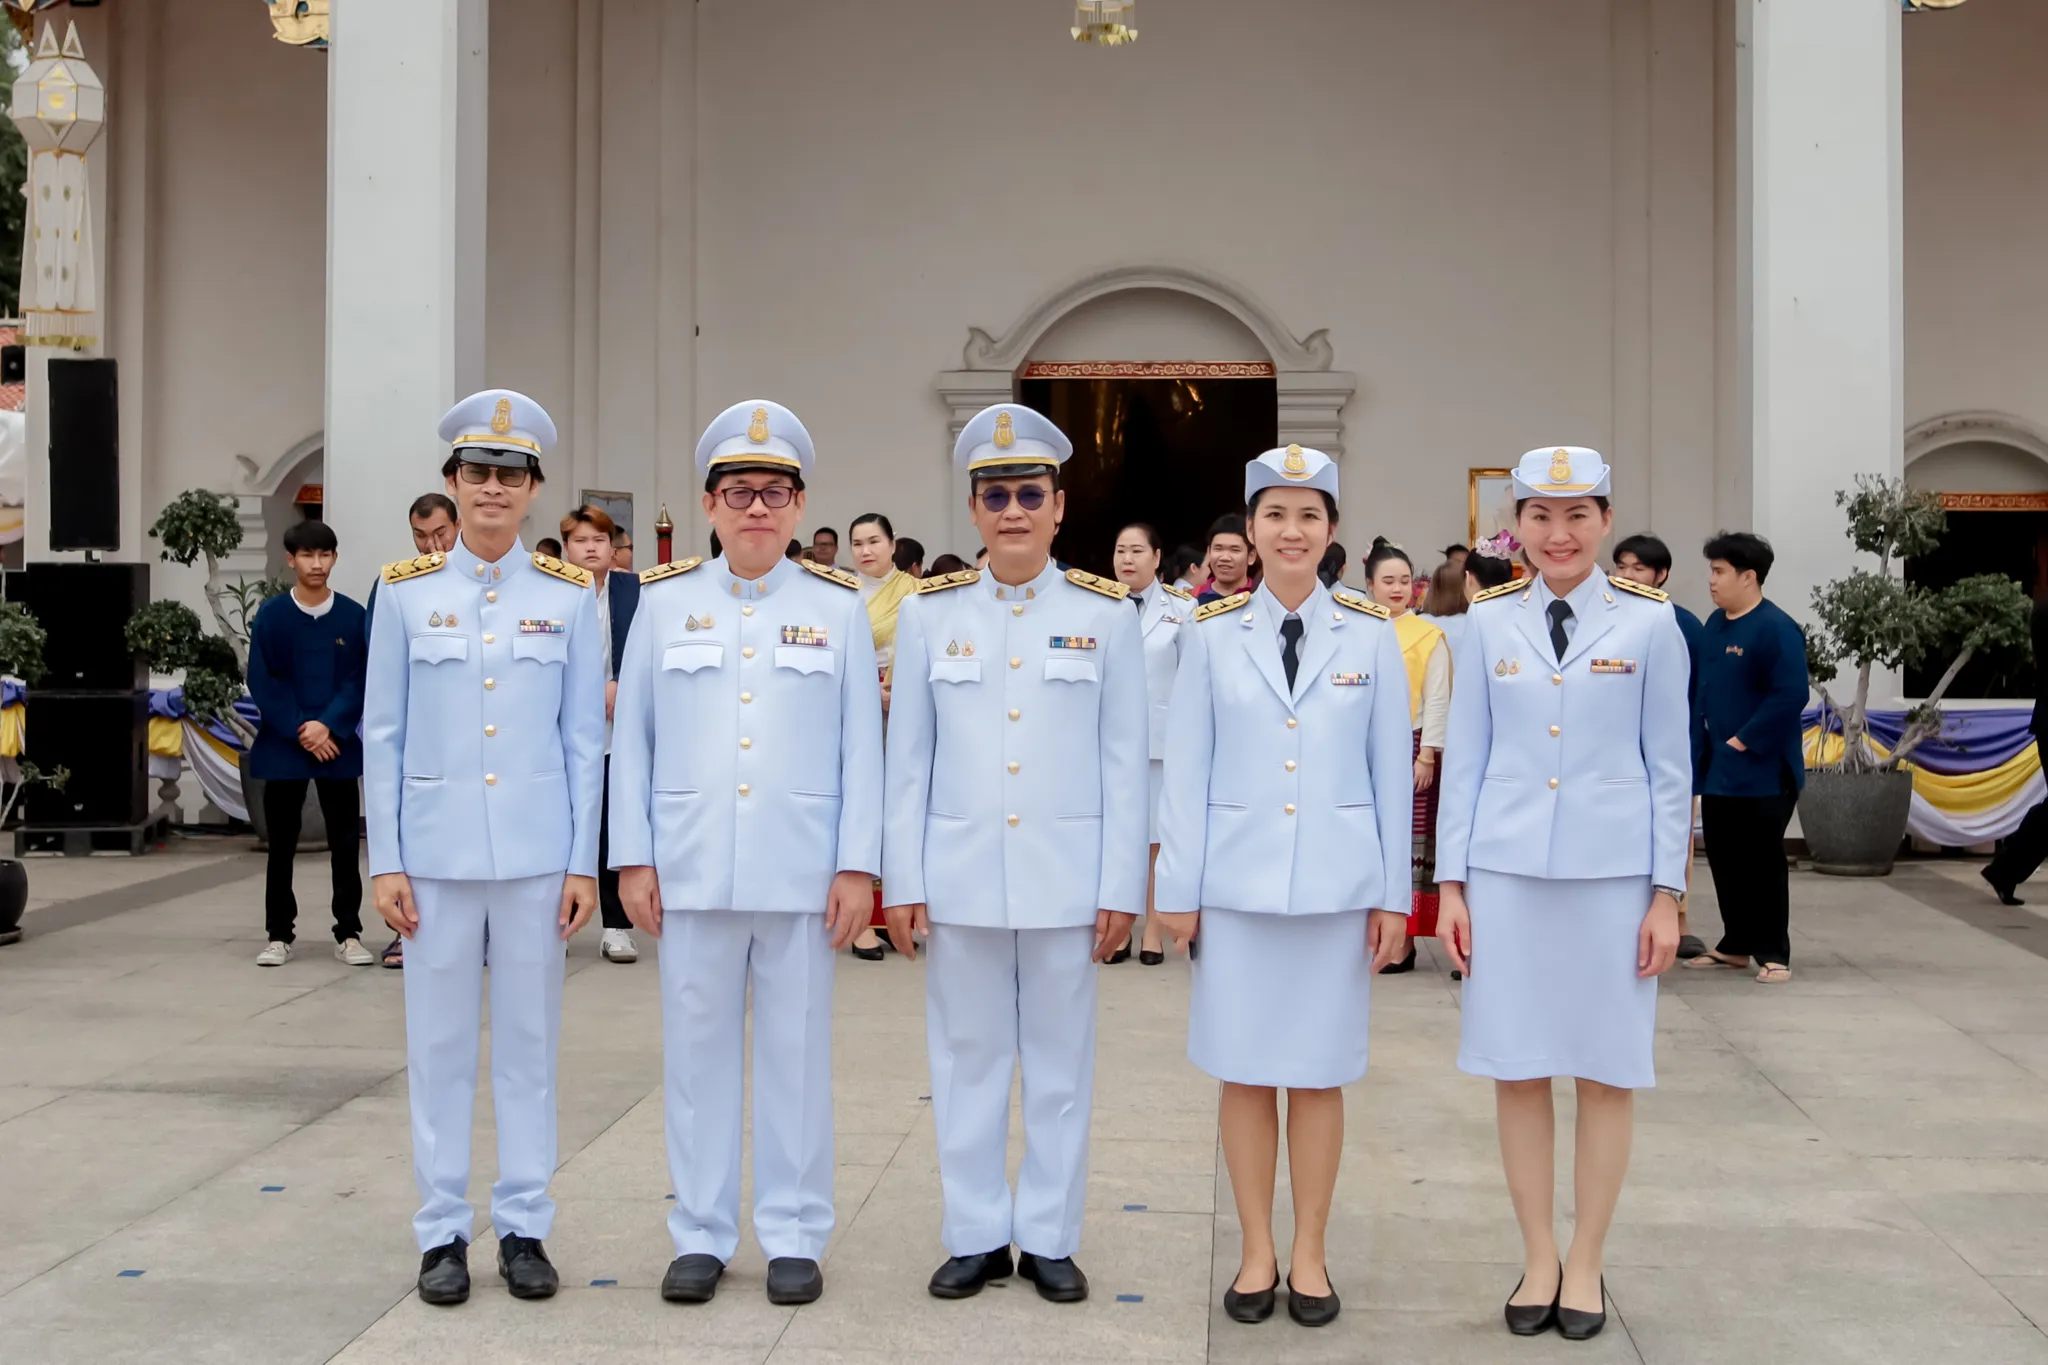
[[0, 678, 24, 759], [1803, 706, 2042, 846], [150, 689, 261, 822]]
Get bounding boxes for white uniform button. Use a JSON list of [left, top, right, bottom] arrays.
[[1549, 777, 1560, 789], [1010, 657, 1022, 669], [485, 591, 497, 603], [484, 725, 496, 737], [485, 774, 498, 786], [1550, 725, 1561, 737], [1007, 761, 1020, 774], [743, 605, 754, 617], [484, 678, 496, 690], [1007, 814, 1020, 827], [741, 691, 754, 704], [1285, 760, 1297, 772], [742, 646, 756, 659], [1012, 605, 1025, 616], [1284, 803, 1296, 815], [1009, 708, 1020, 721], [738, 783, 751, 796], [1286, 718, 1298, 729], [740, 737, 752, 750], [482, 633, 495, 644]]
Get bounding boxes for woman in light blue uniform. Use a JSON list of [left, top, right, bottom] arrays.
[[1156, 445, 1412, 1329], [1111, 521, 1194, 966], [1436, 447, 1689, 1342]]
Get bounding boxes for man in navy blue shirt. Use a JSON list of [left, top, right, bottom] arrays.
[[247, 520, 370, 967], [1684, 532, 1808, 984]]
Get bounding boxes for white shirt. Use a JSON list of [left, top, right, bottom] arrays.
[[291, 588, 335, 619]]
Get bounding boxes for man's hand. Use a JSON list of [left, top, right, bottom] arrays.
[[619, 865, 662, 938], [606, 679, 618, 723], [558, 874, 599, 940], [827, 871, 875, 951], [1156, 910, 1199, 953], [299, 721, 337, 762], [1367, 908, 1409, 972], [373, 872, 419, 939], [1726, 736, 1748, 752], [882, 902, 929, 963], [1093, 910, 1136, 963], [1638, 890, 1682, 978], [1437, 881, 1471, 976]]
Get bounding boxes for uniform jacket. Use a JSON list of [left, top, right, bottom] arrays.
[[1154, 581, 1412, 916], [245, 590, 368, 782], [606, 555, 883, 912], [1436, 572, 1693, 889], [363, 538, 607, 881], [1136, 581, 1192, 760], [882, 560, 1150, 929]]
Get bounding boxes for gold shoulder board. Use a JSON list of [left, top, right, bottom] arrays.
[[1193, 591, 1252, 622], [1066, 568, 1130, 600], [801, 559, 861, 590], [380, 552, 446, 585], [639, 556, 703, 587], [532, 553, 593, 588], [917, 569, 981, 594], [1471, 580, 1524, 604], [1332, 589, 1391, 619], [1160, 582, 1194, 601], [1610, 574, 1670, 603]]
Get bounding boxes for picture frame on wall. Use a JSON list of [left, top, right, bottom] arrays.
[[1469, 468, 1515, 547]]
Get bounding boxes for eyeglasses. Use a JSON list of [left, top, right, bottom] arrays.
[[977, 485, 1049, 513], [456, 462, 531, 489], [717, 485, 796, 509]]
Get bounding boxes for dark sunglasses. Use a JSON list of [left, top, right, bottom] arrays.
[[977, 485, 1049, 513], [456, 462, 531, 489], [717, 485, 796, 509]]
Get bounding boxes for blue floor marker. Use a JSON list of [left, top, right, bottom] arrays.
[[665, 1194, 677, 1201], [117, 1270, 144, 1278], [1116, 1293, 1143, 1303], [1123, 1203, 1147, 1211], [260, 1186, 285, 1193], [589, 1279, 617, 1287]]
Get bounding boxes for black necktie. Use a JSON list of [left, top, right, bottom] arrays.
[[1280, 616, 1305, 689], [1132, 595, 1144, 615], [1546, 599, 1573, 661]]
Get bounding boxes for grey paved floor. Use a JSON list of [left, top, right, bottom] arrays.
[[3, 843, 2047, 1363]]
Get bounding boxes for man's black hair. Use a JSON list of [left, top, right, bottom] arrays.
[[704, 467, 805, 495], [1703, 530, 1775, 584], [409, 492, 458, 524], [282, 519, 338, 556], [1614, 533, 1674, 577]]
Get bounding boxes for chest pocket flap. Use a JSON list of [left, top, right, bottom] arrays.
[[512, 634, 569, 665], [410, 634, 468, 665], [929, 658, 981, 685], [1044, 657, 1098, 684], [663, 642, 724, 673], [774, 646, 838, 676]]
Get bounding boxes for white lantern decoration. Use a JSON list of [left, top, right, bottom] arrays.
[[9, 22, 104, 349]]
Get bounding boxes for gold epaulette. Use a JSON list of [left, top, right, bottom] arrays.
[[918, 569, 981, 594], [532, 553, 593, 588], [1160, 583, 1194, 601], [801, 560, 861, 590], [1066, 568, 1130, 600], [1471, 580, 1526, 605], [639, 557, 703, 587], [1332, 589, 1391, 619], [1193, 591, 1251, 622], [381, 553, 446, 585], [1610, 574, 1670, 603]]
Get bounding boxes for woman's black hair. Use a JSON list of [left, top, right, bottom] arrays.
[[926, 553, 970, 575], [892, 537, 925, 574], [1363, 536, 1412, 579], [851, 512, 894, 541], [1116, 522, 1162, 552], [1317, 542, 1346, 588], [1513, 495, 1610, 517], [1465, 552, 1516, 591], [1244, 488, 1339, 521], [1162, 544, 1202, 585]]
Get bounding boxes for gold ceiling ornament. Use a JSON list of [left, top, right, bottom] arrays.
[[1072, 0, 1137, 47], [268, 2, 330, 49]]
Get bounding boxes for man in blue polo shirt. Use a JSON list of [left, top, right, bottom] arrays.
[[1684, 531, 1809, 985]]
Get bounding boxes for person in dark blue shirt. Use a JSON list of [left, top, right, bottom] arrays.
[[1982, 598, 2048, 904], [1683, 532, 1808, 984], [1614, 533, 1707, 958], [246, 519, 370, 966]]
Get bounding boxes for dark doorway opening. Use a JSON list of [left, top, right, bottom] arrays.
[[1019, 364, 1277, 579], [1903, 504, 2048, 700]]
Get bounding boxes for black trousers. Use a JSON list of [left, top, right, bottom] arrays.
[[597, 756, 628, 930], [1701, 778, 1798, 966], [1986, 794, 2048, 889], [263, 777, 363, 945]]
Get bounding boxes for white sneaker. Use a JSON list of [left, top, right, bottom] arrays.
[[256, 941, 293, 967], [600, 928, 638, 963], [335, 938, 376, 966]]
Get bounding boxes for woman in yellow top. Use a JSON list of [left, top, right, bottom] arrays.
[[849, 513, 919, 960], [1364, 538, 1451, 972]]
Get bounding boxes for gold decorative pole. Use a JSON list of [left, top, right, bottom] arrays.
[[654, 504, 675, 565]]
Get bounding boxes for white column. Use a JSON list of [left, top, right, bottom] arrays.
[[1740, 0, 1905, 617], [324, 0, 489, 573]]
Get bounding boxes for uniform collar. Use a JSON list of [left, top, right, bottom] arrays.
[[715, 554, 797, 600], [982, 557, 1063, 603], [1250, 578, 1330, 639], [1533, 569, 1605, 617], [448, 535, 526, 584]]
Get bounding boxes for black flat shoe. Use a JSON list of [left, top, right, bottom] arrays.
[[661, 1253, 725, 1303], [766, 1256, 824, 1305], [1222, 1272, 1278, 1323], [417, 1236, 470, 1305], [495, 1234, 558, 1299], [928, 1247, 1013, 1299], [1982, 867, 2025, 906], [1017, 1252, 1089, 1303], [1503, 1264, 1561, 1336], [1557, 1277, 1607, 1340], [1285, 1272, 1340, 1326], [851, 943, 885, 961], [1381, 946, 1418, 974], [1106, 944, 1131, 964], [1139, 949, 1165, 966], [1676, 933, 1708, 960]]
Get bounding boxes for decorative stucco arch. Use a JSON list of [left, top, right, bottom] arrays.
[[1904, 410, 2048, 471], [230, 430, 324, 575]]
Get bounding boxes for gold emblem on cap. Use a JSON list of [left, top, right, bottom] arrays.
[[994, 412, 1016, 449], [490, 398, 513, 435], [1282, 444, 1309, 479], [747, 407, 770, 444], [1549, 448, 1573, 484]]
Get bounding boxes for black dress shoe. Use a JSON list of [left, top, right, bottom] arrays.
[[766, 1256, 824, 1305], [1139, 949, 1165, 966], [495, 1234, 558, 1300], [1017, 1252, 1089, 1303], [928, 1247, 1014, 1299], [662, 1253, 726, 1303], [1222, 1272, 1277, 1323], [1557, 1278, 1607, 1340], [851, 942, 885, 961], [1285, 1272, 1340, 1326], [1983, 867, 2025, 906], [1503, 1265, 1561, 1336], [417, 1237, 470, 1306], [1381, 946, 1418, 974], [1676, 933, 1708, 960]]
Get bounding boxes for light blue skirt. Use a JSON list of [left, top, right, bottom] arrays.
[[1458, 869, 1657, 1090], [1189, 908, 1371, 1089]]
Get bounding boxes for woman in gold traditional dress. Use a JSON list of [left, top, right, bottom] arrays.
[[1364, 538, 1451, 972], [849, 512, 919, 960]]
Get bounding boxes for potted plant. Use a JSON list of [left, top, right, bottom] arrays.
[[0, 599, 68, 943], [1801, 476, 2032, 875]]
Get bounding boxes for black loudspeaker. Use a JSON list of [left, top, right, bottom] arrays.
[[48, 357, 120, 552], [18, 691, 148, 827], [6, 562, 149, 691], [1, 346, 22, 384]]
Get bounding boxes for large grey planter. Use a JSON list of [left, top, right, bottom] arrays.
[[241, 769, 329, 853], [1800, 768, 1914, 876]]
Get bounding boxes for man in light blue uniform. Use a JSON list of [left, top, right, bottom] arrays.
[[883, 403, 1149, 1304], [365, 389, 606, 1306], [610, 400, 884, 1306]]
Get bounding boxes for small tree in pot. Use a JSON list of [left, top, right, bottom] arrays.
[[1801, 477, 2032, 874], [0, 600, 69, 943]]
